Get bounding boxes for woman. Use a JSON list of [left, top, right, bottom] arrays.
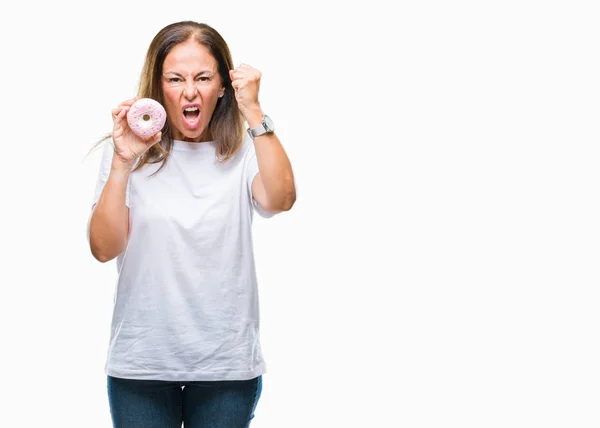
[[87, 20, 296, 428]]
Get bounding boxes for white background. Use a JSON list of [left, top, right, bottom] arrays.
[[0, 0, 598, 427]]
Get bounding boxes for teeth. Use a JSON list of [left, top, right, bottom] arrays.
[[184, 107, 199, 112]]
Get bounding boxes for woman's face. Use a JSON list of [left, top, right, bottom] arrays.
[[161, 39, 225, 142]]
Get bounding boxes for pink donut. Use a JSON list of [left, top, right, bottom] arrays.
[[127, 98, 167, 138]]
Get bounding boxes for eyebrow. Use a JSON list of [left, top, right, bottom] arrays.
[[163, 70, 214, 77]]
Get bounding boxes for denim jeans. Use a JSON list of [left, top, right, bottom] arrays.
[[107, 375, 262, 428]]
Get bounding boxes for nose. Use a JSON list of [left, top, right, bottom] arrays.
[[183, 80, 197, 100]]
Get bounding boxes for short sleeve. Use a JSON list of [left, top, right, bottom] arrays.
[[91, 139, 131, 210], [86, 140, 131, 244], [245, 140, 276, 219]]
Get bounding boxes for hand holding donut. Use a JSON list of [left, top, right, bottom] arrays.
[[229, 64, 262, 120], [111, 97, 165, 169]]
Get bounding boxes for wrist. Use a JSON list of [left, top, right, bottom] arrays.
[[111, 158, 133, 175], [243, 105, 263, 128]]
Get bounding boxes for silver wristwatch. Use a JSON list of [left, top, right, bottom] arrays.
[[247, 114, 275, 139]]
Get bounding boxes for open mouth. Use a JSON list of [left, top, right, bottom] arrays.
[[182, 105, 201, 127]]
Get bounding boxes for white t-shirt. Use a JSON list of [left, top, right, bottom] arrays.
[[88, 137, 275, 381]]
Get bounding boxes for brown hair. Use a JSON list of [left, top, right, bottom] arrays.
[[88, 21, 245, 175]]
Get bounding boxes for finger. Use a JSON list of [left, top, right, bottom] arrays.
[[112, 105, 128, 116], [232, 76, 248, 86], [149, 131, 162, 145], [141, 130, 161, 143], [114, 98, 138, 113], [112, 98, 137, 118], [113, 107, 129, 128], [112, 107, 122, 121], [230, 69, 246, 81], [120, 98, 138, 107], [237, 64, 259, 77], [118, 106, 129, 120], [113, 119, 124, 139]]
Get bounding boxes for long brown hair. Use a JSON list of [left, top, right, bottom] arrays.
[[88, 21, 245, 175]]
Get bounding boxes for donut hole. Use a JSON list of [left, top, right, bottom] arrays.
[[142, 114, 151, 121]]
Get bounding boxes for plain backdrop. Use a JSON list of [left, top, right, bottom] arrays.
[[0, 0, 599, 427]]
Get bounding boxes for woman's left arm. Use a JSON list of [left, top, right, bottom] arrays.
[[230, 65, 296, 213]]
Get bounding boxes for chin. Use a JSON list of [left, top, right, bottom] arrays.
[[182, 136, 203, 142], [175, 125, 207, 142]]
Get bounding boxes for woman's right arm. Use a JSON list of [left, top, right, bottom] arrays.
[[88, 97, 162, 262], [89, 159, 131, 263]]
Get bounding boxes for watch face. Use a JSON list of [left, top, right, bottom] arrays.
[[263, 115, 274, 132]]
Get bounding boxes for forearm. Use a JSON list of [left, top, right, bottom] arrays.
[[247, 110, 296, 210], [89, 161, 131, 262]]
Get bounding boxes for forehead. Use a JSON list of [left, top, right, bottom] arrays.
[[163, 39, 218, 72]]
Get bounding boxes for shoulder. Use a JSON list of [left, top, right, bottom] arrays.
[[240, 135, 257, 161], [225, 135, 256, 167], [240, 134, 254, 155]]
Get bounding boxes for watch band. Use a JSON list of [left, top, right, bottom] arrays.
[[248, 123, 268, 139], [247, 114, 274, 139]]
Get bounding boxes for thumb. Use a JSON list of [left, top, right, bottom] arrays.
[[143, 132, 162, 146]]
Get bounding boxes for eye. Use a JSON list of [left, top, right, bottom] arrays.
[[197, 76, 211, 82], [167, 77, 182, 83]]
